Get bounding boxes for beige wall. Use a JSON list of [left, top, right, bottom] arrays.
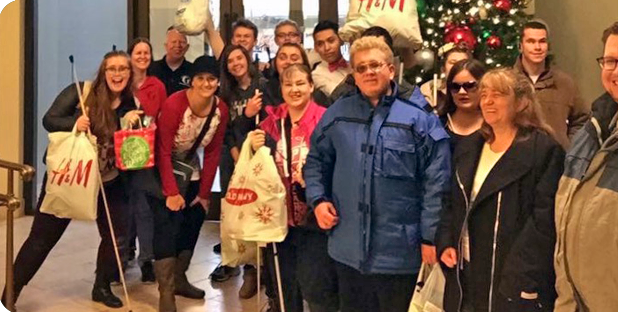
[[535, 0, 618, 103], [0, 0, 25, 218]]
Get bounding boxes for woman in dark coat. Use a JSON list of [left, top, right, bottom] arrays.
[[436, 68, 565, 312]]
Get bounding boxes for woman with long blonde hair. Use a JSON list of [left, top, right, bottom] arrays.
[[437, 68, 564, 312]]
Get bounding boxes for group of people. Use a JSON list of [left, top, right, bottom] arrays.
[[1, 14, 618, 312]]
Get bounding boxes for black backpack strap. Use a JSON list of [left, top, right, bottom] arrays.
[[284, 115, 293, 178]]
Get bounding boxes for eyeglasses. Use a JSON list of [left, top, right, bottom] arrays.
[[105, 66, 130, 75], [276, 32, 300, 39], [354, 62, 386, 74], [448, 81, 478, 93], [597, 57, 618, 71]]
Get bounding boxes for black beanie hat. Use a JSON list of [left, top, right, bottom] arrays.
[[192, 55, 220, 79]]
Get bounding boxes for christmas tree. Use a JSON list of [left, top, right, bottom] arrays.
[[409, 0, 533, 83]]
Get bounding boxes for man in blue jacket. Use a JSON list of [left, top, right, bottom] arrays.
[[304, 36, 451, 312]]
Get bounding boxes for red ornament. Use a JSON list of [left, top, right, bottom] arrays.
[[487, 35, 502, 49], [444, 26, 477, 49], [445, 22, 456, 31], [493, 0, 512, 12]]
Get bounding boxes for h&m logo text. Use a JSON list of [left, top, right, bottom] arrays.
[[50, 158, 94, 188], [358, 0, 406, 13]]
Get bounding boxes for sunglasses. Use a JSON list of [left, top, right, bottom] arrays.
[[448, 81, 478, 93], [354, 62, 386, 74]]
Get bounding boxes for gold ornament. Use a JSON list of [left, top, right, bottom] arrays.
[[479, 6, 488, 19]]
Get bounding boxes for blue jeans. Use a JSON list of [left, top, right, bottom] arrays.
[[128, 190, 154, 265]]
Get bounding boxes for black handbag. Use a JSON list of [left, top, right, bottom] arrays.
[[171, 98, 219, 196]]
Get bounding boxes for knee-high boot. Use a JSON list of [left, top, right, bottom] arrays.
[[154, 258, 177, 312]]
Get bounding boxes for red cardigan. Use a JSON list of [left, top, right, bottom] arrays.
[[156, 90, 229, 199], [136, 76, 167, 120]]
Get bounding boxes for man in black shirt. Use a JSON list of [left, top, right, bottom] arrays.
[[149, 26, 194, 96]]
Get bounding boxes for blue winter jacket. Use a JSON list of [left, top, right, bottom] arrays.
[[304, 82, 451, 275]]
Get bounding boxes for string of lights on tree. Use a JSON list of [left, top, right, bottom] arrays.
[[407, 0, 533, 84]]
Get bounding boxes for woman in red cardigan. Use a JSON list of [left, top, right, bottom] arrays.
[[147, 55, 228, 312], [129, 38, 167, 119], [126, 37, 167, 283]]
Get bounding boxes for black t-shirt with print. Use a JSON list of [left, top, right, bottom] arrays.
[[223, 77, 274, 149]]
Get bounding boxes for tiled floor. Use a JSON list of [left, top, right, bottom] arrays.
[[0, 217, 269, 312]]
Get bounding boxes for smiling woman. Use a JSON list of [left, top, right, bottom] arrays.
[[145, 55, 229, 311], [436, 68, 564, 312], [6, 50, 141, 309]]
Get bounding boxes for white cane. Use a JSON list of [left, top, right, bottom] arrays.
[[398, 61, 404, 85], [255, 89, 262, 126], [272, 243, 286, 312], [99, 180, 133, 312], [257, 244, 261, 312]]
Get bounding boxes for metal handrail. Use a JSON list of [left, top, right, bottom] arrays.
[[0, 160, 34, 312]]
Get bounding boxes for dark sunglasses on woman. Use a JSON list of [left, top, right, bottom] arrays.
[[448, 81, 478, 93]]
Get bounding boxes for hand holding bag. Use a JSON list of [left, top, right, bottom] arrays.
[[40, 81, 100, 221], [221, 136, 288, 243], [114, 118, 156, 171], [409, 263, 446, 312]]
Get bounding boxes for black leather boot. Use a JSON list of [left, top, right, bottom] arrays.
[[92, 272, 123, 308], [141, 260, 156, 283]]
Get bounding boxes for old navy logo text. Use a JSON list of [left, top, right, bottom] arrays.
[[225, 188, 258, 206]]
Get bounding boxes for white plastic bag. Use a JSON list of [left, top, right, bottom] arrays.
[[221, 137, 288, 243], [174, 0, 212, 36], [339, 0, 423, 49], [220, 235, 258, 267], [409, 263, 446, 312], [40, 126, 100, 221]]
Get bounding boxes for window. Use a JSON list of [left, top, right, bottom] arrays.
[[243, 0, 291, 61], [242, 0, 350, 60], [34, 0, 128, 198]]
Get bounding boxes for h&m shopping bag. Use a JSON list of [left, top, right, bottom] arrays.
[[221, 136, 288, 243], [174, 0, 212, 35], [40, 81, 99, 221], [40, 126, 100, 221], [409, 263, 446, 312], [339, 0, 423, 49], [114, 121, 156, 171]]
